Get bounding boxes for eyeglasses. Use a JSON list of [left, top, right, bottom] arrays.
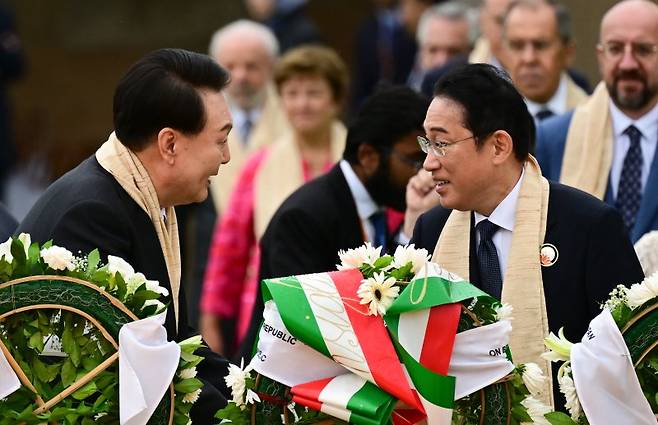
[[417, 134, 475, 157], [389, 149, 424, 170], [597, 41, 658, 61]]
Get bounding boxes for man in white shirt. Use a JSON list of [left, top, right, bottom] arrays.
[[536, 0, 658, 243], [502, 0, 587, 123]]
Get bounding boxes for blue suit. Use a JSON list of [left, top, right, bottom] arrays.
[[536, 112, 658, 242]]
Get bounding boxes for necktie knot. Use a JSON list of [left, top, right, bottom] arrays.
[[625, 125, 642, 146], [477, 219, 499, 241], [535, 109, 554, 121]]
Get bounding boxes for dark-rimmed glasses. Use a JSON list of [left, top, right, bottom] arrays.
[[417, 135, 476, 157]]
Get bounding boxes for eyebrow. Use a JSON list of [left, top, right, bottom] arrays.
[[426, 126, 450, 134]]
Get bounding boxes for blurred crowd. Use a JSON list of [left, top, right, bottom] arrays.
[[1, 0, 658, 365]]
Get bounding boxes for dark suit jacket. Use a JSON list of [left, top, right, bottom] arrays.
[[239, 164, 388, 360], [536, 111, 658, 243], [411, 181, 644, 409], [16, 156, 229, 424]]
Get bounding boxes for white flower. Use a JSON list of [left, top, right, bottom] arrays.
[[17, 233, 31, 256], [125, 272, 147, 295], [142, 299, 166, 312], [603, 284, 629, 311], [178, 366, 197, 380], [94, 412, 107, 419], [40, 246, 76, 271], [392, 244, 430, 274], [182, 388, 201, 404], [494, 303, 514, 322], [0, 237, 13, 263], [626, 272, 658, 309], [224, 359, 254, 407], [245, 389, 260, 405], [146, 279, 169, 297], [357, 272, 400, 316], [337, 242, 382, 270], [521, 362, 546, 396], [520, 396, 552, 425], [558, 364, 582, 420], [542, 327, 573, 362], [107, 255, 135, 280]]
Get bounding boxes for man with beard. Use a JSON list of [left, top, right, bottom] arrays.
[[236, 86, 437, 360], [536, 0, 658, 243]]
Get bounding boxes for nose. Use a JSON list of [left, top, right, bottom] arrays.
[[422, 151, 440, 172], [221, 143, 231, 165], [231, 65, 247, 83], [619, 45, 640, 70], [520, 44, 537, 63]]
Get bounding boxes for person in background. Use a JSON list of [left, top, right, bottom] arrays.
[[200, 45, 348, 358], [238, 85, 437, 361], [536, 0, 658, 243], [502, 0, 587, 124], [408, 1, 475, 91]]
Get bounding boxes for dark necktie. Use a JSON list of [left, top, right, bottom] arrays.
[[241, 115, 253, 145], [476, 219, 503, 300], [535, 109, 554, 121], [369, 211, 387, 251], [615, 125, 643, 231]]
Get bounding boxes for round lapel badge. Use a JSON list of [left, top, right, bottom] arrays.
[[540, 243, 559, 267]]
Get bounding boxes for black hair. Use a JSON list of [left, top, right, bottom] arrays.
[[433, 63, 534, 161], [113, 48, 230, 151], [343, 86, 430, 163]]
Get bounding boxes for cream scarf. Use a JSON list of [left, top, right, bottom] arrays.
[[431, 156, 554, 406], [96, 133, 181, 330], [253, 121, 346, 239], [560, 82, 613, 199]]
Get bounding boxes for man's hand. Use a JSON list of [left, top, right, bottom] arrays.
[[403, 169, 440, 238], [199, 313, 225, 355]]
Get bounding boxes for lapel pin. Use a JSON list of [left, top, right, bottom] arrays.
[[540, 243, 559, 267]]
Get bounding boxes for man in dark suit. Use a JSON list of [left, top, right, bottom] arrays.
[[16, 49, 233, 424], [535, 0, 658, 244], [411, 63, 643, 410], [238, 86, 437, 360]]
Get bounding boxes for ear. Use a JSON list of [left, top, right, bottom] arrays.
[[157, 128, 178, 165], [356, 143, 381, 177], [564, 40, 576, 67], [490, 130, 514, 165]]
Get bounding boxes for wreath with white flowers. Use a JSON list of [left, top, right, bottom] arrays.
[[217, 243, 552, 425], [0, 234, 203, 425], [540, 272, 658, 424]]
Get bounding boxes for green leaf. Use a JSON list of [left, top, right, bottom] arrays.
[[86, 249, 100, 274], [27, 242, 40, 266], [61, 358, 76, 387], [545, 411, 579, 425], [373, 255, 393, 269], [174, 377, 204, 393], [33, 357, 60, 383], [115, 272, 127, 300], [28, 331, 44, 353], [72, 381, 98, 400], [62, 326, 81, 367]]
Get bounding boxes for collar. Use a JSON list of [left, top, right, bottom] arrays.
[[474, 166, 525, 232], [609, 99, 658, 141], [339, 160, 379, 220], [160, 208, 167, 222], [525, 73, 569, 117], [228, 104, 264, 129]]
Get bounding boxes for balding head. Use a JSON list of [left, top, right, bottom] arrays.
[[597, 0, 658, 118], [208, 20, 279, 110]]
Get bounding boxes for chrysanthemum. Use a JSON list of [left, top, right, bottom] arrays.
[[357, 272, 400, 316], [392, 244, 430, 274], [337, 242, 382, 270]]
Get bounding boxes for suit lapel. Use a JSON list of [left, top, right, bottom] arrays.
[[631, 129, 658, 242], [329, 164, 365, 248]]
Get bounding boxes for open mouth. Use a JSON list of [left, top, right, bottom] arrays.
[[435, 180, 449, 188]]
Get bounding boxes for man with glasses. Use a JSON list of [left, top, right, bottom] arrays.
[[236, 86, 438, 360], [502, 0, 588, 123], [536, 0, 658, 243], [412, 63, 643, 411]]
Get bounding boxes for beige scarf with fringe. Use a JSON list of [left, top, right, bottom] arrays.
[[431, 156, 554, 406], [253, 121, 346, 239], [560, 82, 613, 199], [96, 132, 181, 330]]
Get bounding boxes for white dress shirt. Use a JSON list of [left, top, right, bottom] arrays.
[[474, 168, 525, 274], [609, 101, 658, 199], [340, 160, 380, 243], [229, 105, 263, 145], [525, 73, 569, 122]]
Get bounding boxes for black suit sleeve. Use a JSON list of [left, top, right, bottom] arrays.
[[584, 206, 644, 316]]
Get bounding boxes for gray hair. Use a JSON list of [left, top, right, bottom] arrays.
[[416, 1, 479, 46], [503, 0, 572, 43], [208, 19, 279, 60]]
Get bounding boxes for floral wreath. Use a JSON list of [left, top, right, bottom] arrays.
[[0, 234, 203, 425], [539, 272, 658, 424], [217, 243, 552, 425]]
